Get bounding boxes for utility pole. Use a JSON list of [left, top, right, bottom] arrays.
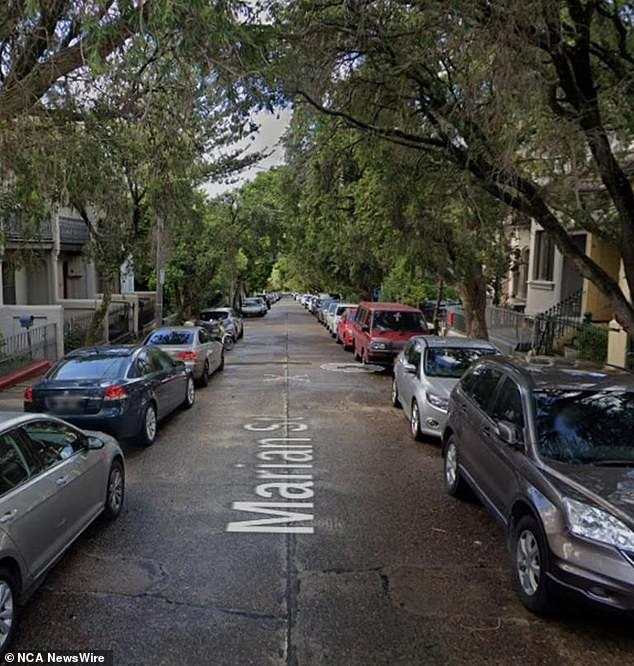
[[155, 215, 164, 325]]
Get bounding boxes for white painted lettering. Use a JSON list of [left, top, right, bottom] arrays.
[[226, 502, 314, 533]]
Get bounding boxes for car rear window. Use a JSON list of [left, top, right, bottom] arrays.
[[200, 311, 228, 321], [372, 310, 426, 332], [49, 356, 130, 380], [245, 299, 261, 305], [424, 348, 497, 378], [146, 330, 193, 345]]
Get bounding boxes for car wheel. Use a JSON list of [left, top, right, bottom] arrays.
[[199, 361, 210, 388], [238, 328, 244, 339], [223, 336, 235, 351], [183, 377, 195, 409], [219, 352, 225, 371], [353, 345, 360, 362], [103, 460, 125, 521], [410, 400, 423, 441], [391, 377, 401, 408], [362, 348, 370, 365], [511, 515, 557, 615], [444, 436, 469, 498], [0, 567, 18, 659], [139, 403, 157, 447]]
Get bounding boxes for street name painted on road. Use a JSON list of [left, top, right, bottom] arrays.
[[226, 417, 315, 534]]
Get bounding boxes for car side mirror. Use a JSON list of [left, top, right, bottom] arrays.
[[403, 362, 417, 374], [87, 435, 105, 450], [497, 421, 524, 451]]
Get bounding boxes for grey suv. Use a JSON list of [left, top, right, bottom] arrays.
[[443, 355, 634, 615]]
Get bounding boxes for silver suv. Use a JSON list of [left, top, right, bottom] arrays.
[[443, 356, 634, 615]]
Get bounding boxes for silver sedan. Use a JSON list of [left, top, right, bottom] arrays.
[[392, 336, 498, 440], [0, 413, 124, 657], [144, 326, 224, 386]]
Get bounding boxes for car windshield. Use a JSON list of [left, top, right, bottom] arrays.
[[424, 348, 497, 378], [372, 310, 426, 332], [328, 303, 339, 313], [50, 355, 129, 380], [147, 330, 193, 345], [200, 311, 228, 321], [535, 389, 634, 464]]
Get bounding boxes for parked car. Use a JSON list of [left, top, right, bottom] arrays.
[[323, 301, 340, 329], [199, 308, 244, 341], [144, 326, 224, 386], [255, 293, 271, 310], [318, 297, 340, 324], [336, 307, 358, 349], [392, 336, 498, 440], [328, 303, 356, 337], [443, 356, 634, 615], [351, 302, 429, 366], [0, 412, 125, 657], [24, 345, 195, 447], [242, 297, 268, 317]]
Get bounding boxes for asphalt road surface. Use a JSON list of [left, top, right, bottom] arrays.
[[9, 299, 634, 665]]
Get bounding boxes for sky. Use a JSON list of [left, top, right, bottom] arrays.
[[203, 108, 292, 198]]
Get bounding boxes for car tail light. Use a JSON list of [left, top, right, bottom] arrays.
[[24, 387, 33, 402], [176, 351, 197, 361], [104, 385, 128, 401]]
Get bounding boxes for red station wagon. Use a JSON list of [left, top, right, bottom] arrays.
[[351, 302, 429, 365], [336, 307, 358, 350]]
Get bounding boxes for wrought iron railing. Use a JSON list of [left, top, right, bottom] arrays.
[[108, 302, 132, 343], [138, 298, 156, 332], [532, 288, 583, 355], [0, 324, 58, 375]]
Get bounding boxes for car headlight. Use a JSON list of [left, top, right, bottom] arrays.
[[426, 392, 449, 412], [563, 497, 634, 550], [370, 342, 388, 350]]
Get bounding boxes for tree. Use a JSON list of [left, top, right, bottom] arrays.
[[266, 0, 634, 334]]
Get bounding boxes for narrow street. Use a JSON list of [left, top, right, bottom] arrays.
[[10, 299, 634, 665]]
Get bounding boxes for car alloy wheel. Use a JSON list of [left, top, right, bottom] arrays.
[[200, 362, 210, 387], [516, 529, 541, 596], [184, 377, 195, 408], [391, 378, 401, 408], [410, 401, 422, 441], [0, 576, 15, 652], [104, 461, 125, 520], [142, 404, 157, 446], [511, 515, 557, 615]]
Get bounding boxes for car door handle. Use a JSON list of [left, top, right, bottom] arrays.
[[56, 475, 70, 486], [0, 510, 18, 523]]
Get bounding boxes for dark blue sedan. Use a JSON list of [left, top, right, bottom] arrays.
[[24, 345, 195, 446]]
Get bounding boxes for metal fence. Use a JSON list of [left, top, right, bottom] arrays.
[[486, 305, 536, 352], [108, 302, 133, 343], [64, 311, 105, 352], [0, 323, 58, 375], [138, 298, 156, 333]]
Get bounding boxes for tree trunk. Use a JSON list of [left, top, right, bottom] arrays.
[[458, 273, 489, 340], [85, 289, 111, 345]]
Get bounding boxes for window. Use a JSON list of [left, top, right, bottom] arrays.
[[490, 379, 525, 428], [533, 230, 555, 281], [50, 355, 129, 380], [149, 348, 174, 372], [22, 420, 84, 469], [534, 389, 634, 464], [405, 343, 421, 369], [136, 350, 153, 376], [372, 310, 427, 333], [464, 366, 503, 410], [200, 311, 228, 321], [424, 347, 498, 378], [146, 330, 193, 345], [0, 431, 34, 495]]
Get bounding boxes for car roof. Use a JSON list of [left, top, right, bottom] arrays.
[[66, 345, 139, 358], [481, 355, 634, 391], [358, 301, 421, 312], [413, 336, 498, 350]]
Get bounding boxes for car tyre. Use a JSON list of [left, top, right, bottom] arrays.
[[199, 361, 210, 388], [444, 436, 470, 499], [103, 460, 125, 521], [139, 403, 157, 447], [183, 376, 195, 409], [391, 377, 401, 408], [0, 566, 18, 659], [511, 515, 558, 616], [219, 352, 225, 371], [410, 400, 423, 441]]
